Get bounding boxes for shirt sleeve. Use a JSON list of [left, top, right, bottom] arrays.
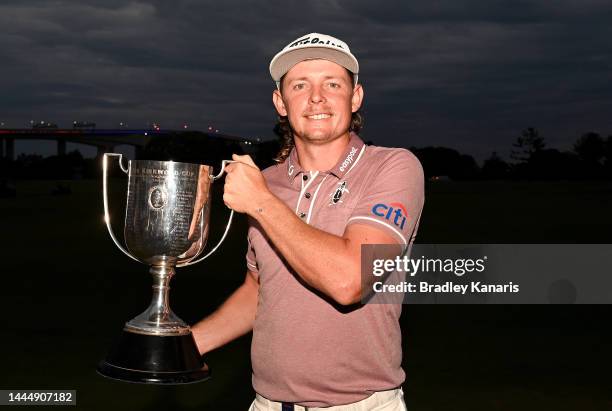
[[245, 224, 259, 273], [346, 148, 424, 250]]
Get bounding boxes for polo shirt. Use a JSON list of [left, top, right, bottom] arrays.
[[246, 132, 424, 407]]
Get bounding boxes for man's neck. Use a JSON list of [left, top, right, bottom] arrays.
[[293, 133, 351, 171]]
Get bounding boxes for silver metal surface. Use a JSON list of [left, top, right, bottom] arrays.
[[123, 159, 211, 266], [103, 153, 140, 263], [124, 265, 190, 335], [178, 159, 235, 267], [102, 154, 234, 336]]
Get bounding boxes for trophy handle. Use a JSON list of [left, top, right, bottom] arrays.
[[102, 153, 142, 263], [211, 159, 234, 181], [177, 159, 236, 267]]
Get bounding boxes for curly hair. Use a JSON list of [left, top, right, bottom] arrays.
[[273, 71, 363, 163]]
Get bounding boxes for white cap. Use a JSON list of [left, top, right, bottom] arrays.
[[269, 33, 359, 88]]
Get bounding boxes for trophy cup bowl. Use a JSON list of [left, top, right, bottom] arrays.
[[97, 153, 233, 384]]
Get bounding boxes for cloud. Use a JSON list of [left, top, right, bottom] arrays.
[[1, 0, 611, 161]]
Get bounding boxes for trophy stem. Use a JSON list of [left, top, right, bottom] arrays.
[[125, 265, 190, 336], [151, 265, 173, 320]]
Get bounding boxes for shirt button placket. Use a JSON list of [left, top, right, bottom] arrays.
[[299, 173, 320, 222], [299, 175, 312, 220], [299, 192, 309, 219]]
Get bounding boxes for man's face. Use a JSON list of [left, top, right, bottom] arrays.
[[273, 59, 363, 145]]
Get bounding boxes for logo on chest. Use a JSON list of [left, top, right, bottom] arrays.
[[329, 181, 349, 205]]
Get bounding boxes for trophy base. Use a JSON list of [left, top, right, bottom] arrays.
[[97, 329, 210, 385]]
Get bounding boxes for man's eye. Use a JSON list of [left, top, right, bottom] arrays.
[[293, 83, 305, 90], [328, 82, 340, 89]]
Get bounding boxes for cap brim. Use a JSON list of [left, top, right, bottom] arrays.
[[269, 47, 359, 82]]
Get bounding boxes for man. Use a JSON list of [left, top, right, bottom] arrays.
[[193, 33, 424, 410]]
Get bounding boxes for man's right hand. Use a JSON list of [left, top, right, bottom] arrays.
[[191, 269, 259, 355]]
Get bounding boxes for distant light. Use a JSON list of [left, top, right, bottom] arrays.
[[144, 132, 148, 136], [183, 124, 188, 129], [215, 129, 219, 133]]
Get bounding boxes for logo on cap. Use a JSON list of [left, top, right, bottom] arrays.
[[288, 35, 345, 50]]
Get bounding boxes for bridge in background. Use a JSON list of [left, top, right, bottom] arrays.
[[0, 128, 256, 160]]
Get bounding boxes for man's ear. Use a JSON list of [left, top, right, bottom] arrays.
[[351, 83, 364, 113], [272, 89, 288, 117]]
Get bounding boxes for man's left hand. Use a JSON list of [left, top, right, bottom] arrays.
[[223, 154, 271, 215]]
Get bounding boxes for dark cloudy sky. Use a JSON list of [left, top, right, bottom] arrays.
[[2, 0, 611, 161]]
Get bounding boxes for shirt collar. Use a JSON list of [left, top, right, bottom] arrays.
[[286, 147, 304, 182], [285, 132, 366, 182]]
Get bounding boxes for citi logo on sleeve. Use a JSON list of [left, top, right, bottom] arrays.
[[371, 202, 408, 230]]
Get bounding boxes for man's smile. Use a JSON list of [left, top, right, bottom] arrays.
[[305, 113, 332, 120]]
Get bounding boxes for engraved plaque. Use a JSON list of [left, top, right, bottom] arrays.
[[124, 161, 211, 265]]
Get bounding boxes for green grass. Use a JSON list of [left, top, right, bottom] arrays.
[[418, 180, 612, 243], [0, 179, 610, 410]]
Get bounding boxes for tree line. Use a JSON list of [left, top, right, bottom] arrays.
[[411, 128, 612, 180], [1, 128, 611, 181]]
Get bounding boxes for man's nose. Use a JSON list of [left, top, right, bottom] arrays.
[[309, 85, 326, 103]]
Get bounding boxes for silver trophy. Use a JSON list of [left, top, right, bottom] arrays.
[[97, 153, 233, 384]]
